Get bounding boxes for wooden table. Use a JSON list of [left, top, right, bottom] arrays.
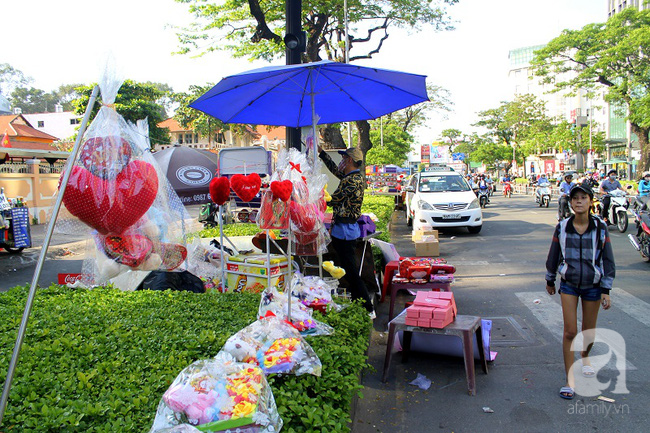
[[382, 310, 488, 395]]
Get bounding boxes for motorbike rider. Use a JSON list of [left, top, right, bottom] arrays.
[[558, 173, 575, 219], [638, 172, 650, 197], [599, 169, 623, 223], [478, 174, 490, 202]]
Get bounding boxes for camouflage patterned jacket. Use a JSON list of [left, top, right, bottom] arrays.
[[320, 151, 364, 224]]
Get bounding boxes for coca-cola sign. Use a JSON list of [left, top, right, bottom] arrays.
[[57, 273, 82, 285]]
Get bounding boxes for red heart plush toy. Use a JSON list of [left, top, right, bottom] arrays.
[[159, 243, 188, 271], [102, 233, 153, 268], [230, 173, 261, 202], [209, 176, 231, 205], [270, 180, 293, 202], [62, 160, 158, 235]]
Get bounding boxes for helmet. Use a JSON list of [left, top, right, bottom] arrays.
[[564, 173, 573, 179], [607, 169, 617, 176]]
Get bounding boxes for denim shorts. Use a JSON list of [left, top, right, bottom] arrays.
[[559, 281, 602, 301]]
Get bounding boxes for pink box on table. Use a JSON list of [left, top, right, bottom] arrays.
[[430, 317, 453, 328], [433, 306, 453, 321], [405, 317, 419, 326], [419, 307, 434, 318], [417, 319, 431, 327], [406, 306, 420, 318]]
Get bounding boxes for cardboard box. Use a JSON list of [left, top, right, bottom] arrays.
[[405, 317, 420, 326], [226, 254, 289, 293], [412, 229, 439, 242], [415, 239, 440, 257]]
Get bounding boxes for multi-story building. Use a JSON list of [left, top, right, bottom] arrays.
[[608, 0, 648, 18]]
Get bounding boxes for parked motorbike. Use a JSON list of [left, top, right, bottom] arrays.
[[534, 182, 551, 208], [503, 182, 512, 198], [628, 200, 650, 262], [594, 189, 629, 233], [478, 187, 490, 208], [558, 195, 572, 220]]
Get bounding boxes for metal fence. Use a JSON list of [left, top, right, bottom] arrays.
[[0, 162, 66, 174]]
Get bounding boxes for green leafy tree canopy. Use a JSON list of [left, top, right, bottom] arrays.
[[531, 7, 650, 171], [73, 80, 171, 148]]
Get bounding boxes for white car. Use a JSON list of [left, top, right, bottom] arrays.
[[405, 169, 483, 234]]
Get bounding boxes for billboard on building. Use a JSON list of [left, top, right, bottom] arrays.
[[421, 144, 430, 164]]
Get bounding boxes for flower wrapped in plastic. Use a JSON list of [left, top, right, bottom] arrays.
[[55, 65, 191, 287], [219, 314, 322, 377], [149, 354, 282, 433], [258, 286, 334, 336]]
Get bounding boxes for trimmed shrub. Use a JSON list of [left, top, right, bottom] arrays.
[[0, 285, 371, 432]]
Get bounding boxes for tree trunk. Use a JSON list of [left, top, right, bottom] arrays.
[[356, 120, 372, 156], [320, 125, 346, 149], [631, 122, 650, 172]]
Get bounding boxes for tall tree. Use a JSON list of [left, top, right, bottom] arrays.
[[366, 121, 413, 166], [439, 128, 462, 150], [174, 0, 458, 157], [73, 80, 171, 148], [531, 7, 650, 171], [474, 94, 553, 166], [0, 63, 31, 97]]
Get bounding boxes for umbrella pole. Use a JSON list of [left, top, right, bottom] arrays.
[[287, 223, 292, 322], [310, 84, 323, 279], [218, 205, 225, 291], [0, 85, 100, 424]]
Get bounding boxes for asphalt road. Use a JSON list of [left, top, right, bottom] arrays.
[[1, 196, 647, 432], [354, 193, 649, 433]]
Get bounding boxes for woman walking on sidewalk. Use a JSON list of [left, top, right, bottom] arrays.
[[544, 182, 615, 400]]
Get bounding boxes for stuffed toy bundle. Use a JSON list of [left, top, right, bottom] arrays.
[[218, 314, 323, 376], [149, 355, 282, 433], [58, 68, 189, 287]]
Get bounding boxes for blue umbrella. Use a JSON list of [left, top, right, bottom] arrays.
[[190, 60, 428, 127]]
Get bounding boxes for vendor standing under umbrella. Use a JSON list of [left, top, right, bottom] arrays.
[[318, 145, 375, 318]]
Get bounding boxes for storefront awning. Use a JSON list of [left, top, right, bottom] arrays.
[[602, 158, 627, 164]]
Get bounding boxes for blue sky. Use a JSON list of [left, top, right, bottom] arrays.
[[4, 0, 605, 144]]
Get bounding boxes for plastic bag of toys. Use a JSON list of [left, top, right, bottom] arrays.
[[218, 315, 322, 376], [149, 354, 282, 433], [258, 285, 334, 336], [56, 66, 190, 287], [291, 272, 342, 313]]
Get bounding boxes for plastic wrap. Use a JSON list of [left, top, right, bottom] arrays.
[[150, 354, 282, 433], [56, 67, 191, 287], [258, 285, 334, 336], [291, 272, 342, 313], [218, 315, 322, 376]]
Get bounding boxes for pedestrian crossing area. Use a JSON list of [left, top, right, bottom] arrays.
[[515, 289, 646, 371]]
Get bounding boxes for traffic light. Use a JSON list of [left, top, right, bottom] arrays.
[[284, 31, 307, 53]]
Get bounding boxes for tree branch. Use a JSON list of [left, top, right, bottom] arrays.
[[248, 0, 282, 44]]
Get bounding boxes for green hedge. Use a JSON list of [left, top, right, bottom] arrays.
[[0, 285, 371, 432]]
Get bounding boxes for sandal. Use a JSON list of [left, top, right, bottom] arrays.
[[559, 386, 574, 400], [582, 364, 596, 378]]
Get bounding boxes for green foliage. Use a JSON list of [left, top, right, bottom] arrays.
[[0, 285, 371, 432], [197, 223, 279, 239], [366, 122, 413, 166], [73, 80, 171, 149], [474, 94, 554, 165], [514, 177, 529, 185], [361, 194, 393, 243]]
